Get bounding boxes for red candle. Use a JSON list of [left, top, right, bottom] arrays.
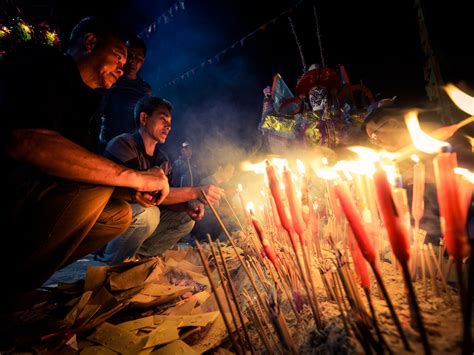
[[249, 209, 279, 271], [334, 181, 376, 265], [373, 165, 410, 264], [265, 161, 296, 250], [347, 223, 371, 289], [433, 151, 471, 263], [282, 166, 306, 242], [459, 177, 473, 225]]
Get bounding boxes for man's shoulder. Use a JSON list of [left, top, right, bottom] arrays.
[[108, 133, 136, 147]]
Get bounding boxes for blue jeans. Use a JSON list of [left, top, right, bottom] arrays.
[[97, 204, 194, 264]]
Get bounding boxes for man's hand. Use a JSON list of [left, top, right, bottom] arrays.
[[186, 200, 205, 221], [136, 167, 170, 204], [198, 184, 225, 205], [133, 191, 157, 208]]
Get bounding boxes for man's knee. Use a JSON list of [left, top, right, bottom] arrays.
[[132, 205, 161, 236], [101, 199, 133, 236]]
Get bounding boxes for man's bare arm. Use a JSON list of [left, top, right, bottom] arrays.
[[7, 128, 169, 194], [162, 185, 224, 205]]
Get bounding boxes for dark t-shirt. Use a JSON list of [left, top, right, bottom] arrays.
[[104, 131, 172, 183], [1, 45, 102, 153], [99, 76, 152, 143], [1, 45, 104, 217]]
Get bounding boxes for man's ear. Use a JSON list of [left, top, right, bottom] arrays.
[[83, 33, 98, 53], [139, 112, 147, 126]]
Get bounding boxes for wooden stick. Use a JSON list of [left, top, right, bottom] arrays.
[[364, 288, 392, 354], [401, 261, 431, 355], [222, 194, 245, 231], [464, 238, 473, 355], [242, 289, 275, 353], [207, 237, 246, 353], [371, 263, 412, 351], [424, 244, 439, 296], [200, 190, 272, 317], [428, 243, 453, 302], [195, 239, 240, 353], [215, 239, 255, 355]]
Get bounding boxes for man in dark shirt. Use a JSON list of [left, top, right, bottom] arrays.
[[0, 17, 169, 307], [97, 96, 225, 264], [98, 36, 152, 149]]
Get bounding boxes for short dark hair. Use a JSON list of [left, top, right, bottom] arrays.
[[127, 36, 147, 57], [134, 96, 173, 127], [68, 16, 127, 48]]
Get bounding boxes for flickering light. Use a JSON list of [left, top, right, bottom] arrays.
[[444, 84, 474, 115], [240, 160, 266, 174], [405, 111, 449, 153], [411, 154, 420, 163], [348, 146, 379, 162], [246, 201, 255, 214], [296, 159, 306, 175], [454, 167, 474, 183], [315, 169, 339, 180]]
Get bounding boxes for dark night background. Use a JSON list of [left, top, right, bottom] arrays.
[[3, 0, 473, 169]]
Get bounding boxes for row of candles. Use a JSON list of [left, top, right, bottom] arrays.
[[230, 84, 473, 353]]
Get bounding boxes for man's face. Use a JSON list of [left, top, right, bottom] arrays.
[[124, 45, 145, 77], [366, 118, 410, 151], [181, 146, 192, 158], [144, 107, 172, 144], [89, 35, 127, 88]]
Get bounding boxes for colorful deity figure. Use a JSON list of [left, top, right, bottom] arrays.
[[259, 64, 375, 154]]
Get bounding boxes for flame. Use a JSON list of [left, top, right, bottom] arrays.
[[315, 168, 339, 180], [379, 150, 400, 161], [464, 135, 474, 152], [240, 160, 266, 174], [322, 157, 329, 165], [454, 168, 474, 183], [333, 160, 375, 176], [246, 201, 255, 214], [296, 160, 306, 175], [237, 183, 243, 192], [411, 154, 420, 163], [272, 158, 288, 173], [348, 146, 379, 162], [405, 111, 449, 153], [444, 84, 474, 115]]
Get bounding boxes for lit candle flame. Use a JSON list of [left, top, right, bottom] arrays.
[[296, 159, 306, 175], [240, 160, 266, 174], [315, 169, 339, 180], [411, 154, 420, 163], [444, 84, 474, 115], [454, 168, 474, 183], [237, 183, 243, 192], [405, 111, 449, 153], [333, 160, 375, 176], [348, 146, 379, 162], [246, 201, 255, 214]]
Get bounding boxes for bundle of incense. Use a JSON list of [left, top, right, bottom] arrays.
[[334, 180, 411, 351]]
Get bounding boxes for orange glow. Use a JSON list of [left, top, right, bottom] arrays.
[[296, 159, 306, 175], [454, 168, 474, 183], [404, 111, 449, 154], [246, 201, 255, 214], [444, 84, 474, 115]]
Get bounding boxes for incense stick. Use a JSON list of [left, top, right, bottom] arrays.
[[195, 239, 240, 353]]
